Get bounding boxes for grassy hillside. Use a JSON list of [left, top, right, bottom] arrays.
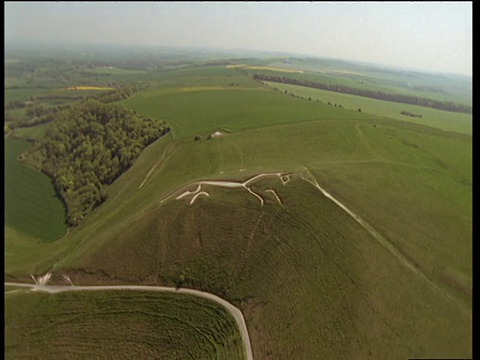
[[5, 60, 471, 359], [264, 81, 472, 135], [7, 115, 468, 358], [5, 289, 245, 360], [123, 82, 370, 140], [49, 174, 471, 359]]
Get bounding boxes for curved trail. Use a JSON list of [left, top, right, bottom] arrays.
[[5, 281, 253, 360], [302, 167, 469, 315], [138, 143, 175, 190]]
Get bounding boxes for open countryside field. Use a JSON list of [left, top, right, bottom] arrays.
[[4, 88, 51, 103], [49, 172, 471, 359], [5, 55, 471, 359], [5, 136, 67, 242], [226, 64, 304, 73], [265, 81, 472, 135], [123, 79, 371, 140], [257, 58, 472, 106], [9, 110, 470, 358], [5, 290, 245, 360], [8, 122, 52, 140], [85, 67, 147, 75], [64, 85, 115, 91]]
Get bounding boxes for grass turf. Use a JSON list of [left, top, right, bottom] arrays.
[[5, 290, 245, 360], [4, 136, 67, 242]]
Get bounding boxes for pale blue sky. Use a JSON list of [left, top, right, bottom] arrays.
[[5, 2, 472, 76]]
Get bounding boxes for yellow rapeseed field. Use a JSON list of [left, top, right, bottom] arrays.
[[65, 86, 114, 91]]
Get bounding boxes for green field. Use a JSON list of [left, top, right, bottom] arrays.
[[4, 50, 472, 359], [254, 57, 472, 106], [5, 136, 67, 242], [52, 170, 471, 358], [11, 114, 469, 358], [124, 83, 370, 139], [85, 67, 147, 75], [10, 122, 52, 140], [5, 290, 245, 360], [265, 81, 472, 135], [4, 88, 51, 103]]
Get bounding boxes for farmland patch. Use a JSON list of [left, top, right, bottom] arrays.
[[5, 290, 246, 360], [5, 137, 67, 242]]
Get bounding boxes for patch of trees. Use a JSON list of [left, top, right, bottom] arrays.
[[400, 110, 423, 118], [327, 101, 343, 108], [26, 99, 170, 227], [253, 74, 472, 114], [5, 100, 28, 110], [92, 85, 142, 103], [6, 104, 72, 129]]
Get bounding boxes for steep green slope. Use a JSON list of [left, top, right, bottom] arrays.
[[48, 174, 470, 359], [5, 65, 471, 359]]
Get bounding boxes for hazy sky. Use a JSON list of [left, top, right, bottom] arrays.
[[5, 2, 472, 76]]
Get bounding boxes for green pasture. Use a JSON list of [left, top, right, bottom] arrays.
[[51, 172, 471, 359], [5, 107, 27, 122], [4, 60, 471, 358], [247, 67, 424, 96], [4, 137, 67, 242], [4, 88, 51, 103], [124, 85, 370, 139], [262, 58, 472, 105], [85, 67, 147, 75], [135, 65, 261, 89], [11, 122, 52, 140], [5, 290, 245, 360], [265, 82, 472, 135]]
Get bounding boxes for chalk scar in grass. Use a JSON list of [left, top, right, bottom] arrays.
[[174, 172, 285, 207], [301, 166, 470, 315], [190, 191, 209, 205], [266, 189, 282, 205]]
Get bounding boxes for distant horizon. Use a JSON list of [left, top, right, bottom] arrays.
[[5, 2, 471, 77], [5, 38, 472, 80]]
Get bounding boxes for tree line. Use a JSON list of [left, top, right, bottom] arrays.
[[253, 74, 472, 114], [5, 85, 144, 130], [24, 99, 170, 227], [92, 84, 143, 103]]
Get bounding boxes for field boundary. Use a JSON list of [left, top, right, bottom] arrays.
[[5, 281, 253, 360]]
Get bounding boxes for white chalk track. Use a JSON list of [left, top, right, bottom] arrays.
[[6, 279, 254, 360], [175, 172, 289, 206]]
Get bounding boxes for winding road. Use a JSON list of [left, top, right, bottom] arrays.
[[5, 282, 253, 360]]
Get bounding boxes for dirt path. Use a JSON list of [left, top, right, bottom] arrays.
[[190, 191, 209, 205], [302, 166, 469, 315], [265, 189, 282, 205], [355, 123, 377, 157], [5, 281, 253, 360], [138, 143, 175, 190]]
